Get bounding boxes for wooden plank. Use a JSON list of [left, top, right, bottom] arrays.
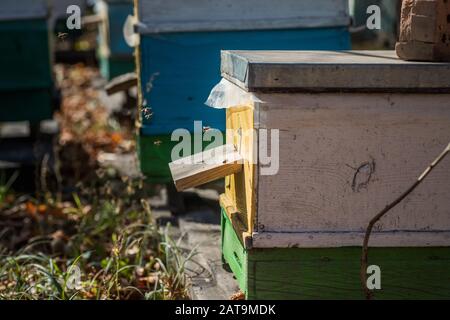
[[220, 50, 450, 92], [169, 144, 243, 191], [224, 106, 257, 238], [105, 72, 137, 95]]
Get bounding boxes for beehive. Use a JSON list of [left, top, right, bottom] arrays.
[[0, 0, 54, 123], [96, 0, 135, 80], [172, 50, 450, 299], [134, 0, 351, 182]]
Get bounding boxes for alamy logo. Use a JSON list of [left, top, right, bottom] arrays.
[[171, 121, 280, 176], [66, 5, 81, 30], [366, 265, 381, 290], [366, 5, 381, 30], [66, 265, 82, 290]]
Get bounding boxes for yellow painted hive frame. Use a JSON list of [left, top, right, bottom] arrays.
[[220, 104, 257, 247]]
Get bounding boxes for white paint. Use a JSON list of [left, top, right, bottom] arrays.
[[123, 14, 140, 47], [251, 231, 450, 248], [251, 92, 450, 248]]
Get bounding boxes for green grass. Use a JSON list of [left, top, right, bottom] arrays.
[[0, 171, 18, 207], [0, 170, 195, 300]]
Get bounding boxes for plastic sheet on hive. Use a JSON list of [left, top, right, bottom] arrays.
[[205, 78, 262, 109]]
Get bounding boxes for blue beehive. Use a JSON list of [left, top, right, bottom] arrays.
[[96, 0, 134, 80], [135, 0, 351, 182]]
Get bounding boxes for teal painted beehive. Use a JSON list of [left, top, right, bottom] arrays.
[[96, 0, 135, 80], [0, 0, 54, 123], [171, 50, 450, 299], [134, 0, 351, 183]]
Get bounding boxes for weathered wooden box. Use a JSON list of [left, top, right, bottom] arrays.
[[135, 0, 351, 182], [96, 0, 135, 80], [0, 0, 54, 123], [180, 50, 450, 299]]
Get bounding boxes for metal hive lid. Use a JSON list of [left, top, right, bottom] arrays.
[[220, 50, 450, 93], [136, 0, 350, 34]]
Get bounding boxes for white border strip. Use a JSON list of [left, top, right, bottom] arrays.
[[251, 231, 450, 248]]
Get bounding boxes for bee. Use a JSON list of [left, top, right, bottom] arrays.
[[57, 32, 68, 41], [141, 106, 153, 119], [146, 72, 160, 93]]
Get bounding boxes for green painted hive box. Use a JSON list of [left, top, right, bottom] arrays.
[[190, 50, 450, 299], [0, 0, 54, 123]]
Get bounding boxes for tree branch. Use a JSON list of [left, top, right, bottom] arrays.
[[360, 142, 450, 299]]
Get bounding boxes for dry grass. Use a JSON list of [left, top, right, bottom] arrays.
[[0, 64, 194, 300]]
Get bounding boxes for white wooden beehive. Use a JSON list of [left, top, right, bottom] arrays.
[[172, 50, 450, 250]]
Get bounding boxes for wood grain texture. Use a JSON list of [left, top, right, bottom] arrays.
[[169, 144, 243, 191], [136, 0, 349, 33], [224, 106, 257, 239], [254, 92, 450, 247]]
